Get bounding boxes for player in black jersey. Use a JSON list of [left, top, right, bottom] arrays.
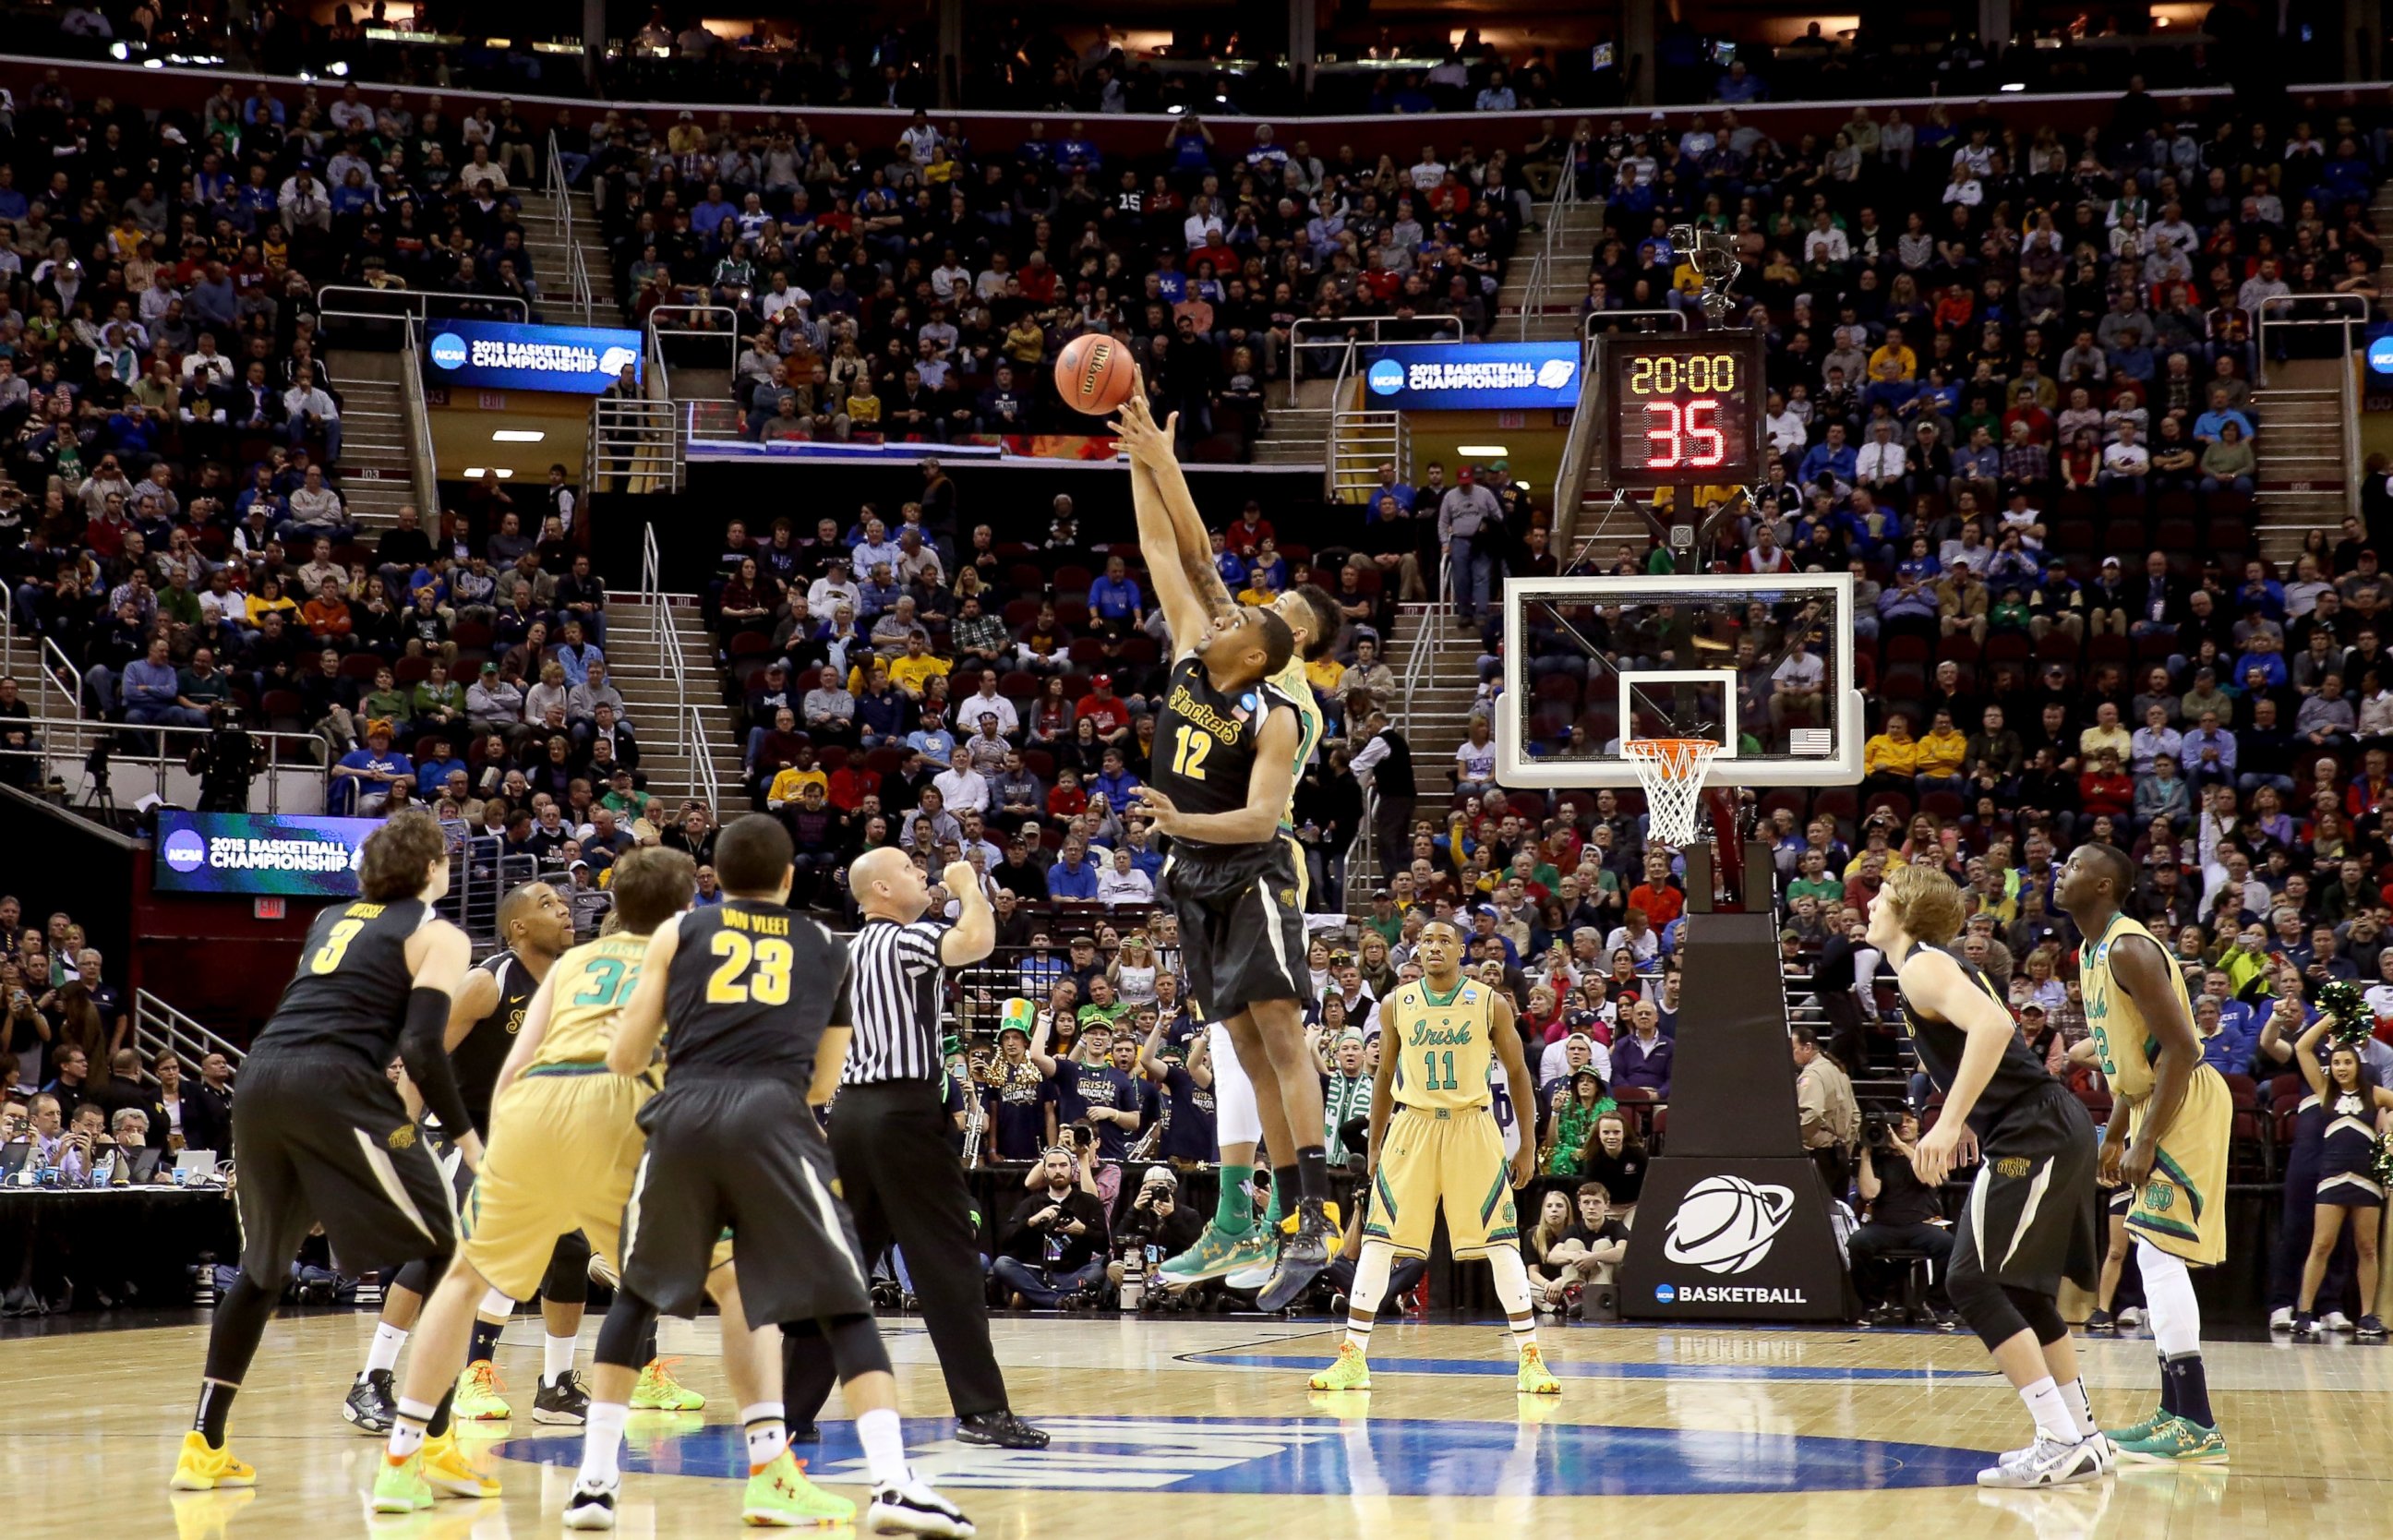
[[343, 881, 606, 1432], [1114, 386, 1333, 1313], [173, 811, 484, 1496], [563, 816, 971, 1535], [1870, 862, 2109, 1491]]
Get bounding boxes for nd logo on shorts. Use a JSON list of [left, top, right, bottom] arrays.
[[2142, 1180, 2175, 1213]]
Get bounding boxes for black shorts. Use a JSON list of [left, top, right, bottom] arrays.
[[2107, 1182, 2134, 1217], [1948, 1082, 2101, 1298], [1159, 833, 1313, 1024], [231, 1047, 457, 1283], [617, 1074, 873, 1326]]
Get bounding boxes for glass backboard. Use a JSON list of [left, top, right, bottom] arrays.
[[1495, 572, 1863, 789]]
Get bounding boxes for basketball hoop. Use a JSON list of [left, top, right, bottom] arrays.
[[1624, 738, 1722, 847]]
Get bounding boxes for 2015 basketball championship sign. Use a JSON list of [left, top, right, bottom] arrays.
[[152, 811, 379, 896], [422, 319, 644, 395]]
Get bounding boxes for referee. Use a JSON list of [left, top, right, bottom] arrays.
[[784, 847, 1050, 1449]]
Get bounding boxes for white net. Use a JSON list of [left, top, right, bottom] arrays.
[[1624, 738, 1722, 847]]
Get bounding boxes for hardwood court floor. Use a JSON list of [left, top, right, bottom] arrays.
[[15, 1310, 2393, 1539]]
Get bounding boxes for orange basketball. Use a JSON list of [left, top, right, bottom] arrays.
[[1055, 332, 1137, 417]]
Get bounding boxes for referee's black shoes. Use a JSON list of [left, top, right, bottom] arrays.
[[956, 1410, 1052, 1449]]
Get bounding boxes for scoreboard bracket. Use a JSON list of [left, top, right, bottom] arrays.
[[1597, 330, 1767, 576]]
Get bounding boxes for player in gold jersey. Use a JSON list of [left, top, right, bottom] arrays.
[[372, 848, 840, 1526], [1309, 920, 1556, 1394], [2055, 843, 2231, 1467]]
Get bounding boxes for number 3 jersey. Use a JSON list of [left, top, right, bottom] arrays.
[[254, 896, 434, 1065], [663, 899, 852, 1084]]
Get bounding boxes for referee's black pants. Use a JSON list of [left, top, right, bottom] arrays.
[[784, 1079, 1010, 1421]]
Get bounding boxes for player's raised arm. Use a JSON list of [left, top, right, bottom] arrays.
[[1896, 946, 2013, 1185], [1124, 390, 1240, 625], [2107, 930, 2200, 1191], [606, 916, 683, 1077], [1133, 706, 1300, 846], [1114, 385, 1232, 653]]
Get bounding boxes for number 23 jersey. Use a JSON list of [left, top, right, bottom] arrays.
[[663, 899, 852, 1083]]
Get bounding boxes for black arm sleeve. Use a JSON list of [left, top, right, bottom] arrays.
[[398, 986, 475, 1141]]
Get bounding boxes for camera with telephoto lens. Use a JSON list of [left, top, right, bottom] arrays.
[[1861, 1107, 1895, 1151]]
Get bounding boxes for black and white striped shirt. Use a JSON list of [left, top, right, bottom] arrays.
[[843, 918, 948, 1084]]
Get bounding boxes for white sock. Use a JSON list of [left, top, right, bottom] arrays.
[[857, 1405, 908, 1488], [544, 1332, 578, 1383], [479, 1286, 515, 1319], [362, 1321, 408, 1379], [2060, 1376, 2098, 1438], [579, 1401, 628, 1486], [1344, 1242, 1393, 1352], [742, 1402, 788, 1470], [389, 1397, 439, 1462], [2018, 1376, 2078, 1441], [1485, 1245, 1539, 1350], [2135, 1239, 2204, 1356]]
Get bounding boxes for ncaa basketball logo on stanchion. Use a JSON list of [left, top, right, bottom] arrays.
[[1662, 1174, 1796, 1275]]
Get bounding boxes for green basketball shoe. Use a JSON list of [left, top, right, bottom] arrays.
[[1158, 1221, 1274, 1287], [2110, 1414, 2228, 1465], [1308, 1342, 1371, 1391]]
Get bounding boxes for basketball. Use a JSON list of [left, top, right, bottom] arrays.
[[1054, 333, 1136, 416]]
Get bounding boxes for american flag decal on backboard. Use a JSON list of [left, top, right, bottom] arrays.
[[1790, 728, 1833, 755]]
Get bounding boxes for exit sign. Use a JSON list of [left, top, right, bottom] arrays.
[[1496, 411, 1525, 429], [253, 897, 286, 920], [479, 391, 508, 410]]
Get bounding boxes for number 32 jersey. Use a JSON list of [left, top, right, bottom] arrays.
[[663, 899, 852, 1085], [534, 933, 652, 1069]]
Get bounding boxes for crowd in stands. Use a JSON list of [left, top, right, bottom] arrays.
[[583, 102, 1523, 459]]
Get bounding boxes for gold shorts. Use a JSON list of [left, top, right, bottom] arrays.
[[461, 1066, 728, 1298], [1364, 1104, 1517, 1260], [2123, 1064, 2231, 1267]]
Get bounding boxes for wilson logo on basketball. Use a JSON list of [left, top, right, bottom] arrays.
[[1078, 343, 1113, 393], [1661, 1175, 1795, 1275]]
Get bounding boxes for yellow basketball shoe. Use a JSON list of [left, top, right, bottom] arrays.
[[452, 1360, 512, 1421], [742, 1451, 857, 1527], [169, 1431, 258, 1492], [421, 1430, 503, 1498], [1309, 1342, 1372, 1391], [1516, 1343, 1561, 1395], [631, 1356, 706, 1412], [371, 1450, 434, 1514]]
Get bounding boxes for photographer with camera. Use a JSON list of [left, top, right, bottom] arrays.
[[993, 1143, 1111, 1310], [1846, 1106, 1955, 1325], [1110, 1164, 1203, 1296], [183, 702, 271, 812]]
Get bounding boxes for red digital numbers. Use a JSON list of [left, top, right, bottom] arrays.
[[1639, 399, 1726, 469]]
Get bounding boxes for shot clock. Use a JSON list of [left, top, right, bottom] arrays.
[[1598, 331, 1766, 491]]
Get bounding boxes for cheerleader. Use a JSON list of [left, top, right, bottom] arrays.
[[2291, 1017, 2393, 1339], [2256, 1002, 2356, 1330]]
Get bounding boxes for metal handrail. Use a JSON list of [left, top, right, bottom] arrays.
[[2255, 291, 2370, 388], [134, 988, 247, 1075], [639, 523, 721, 812], [2, 712, 327, 812], [1326, 406, 1407, 504], [315, 286, 532, 326], [399, 316, 441, 524], [544, 128, 595, 324], [1285, 313, 1467, 406], [1515, 146, 1586, 341]]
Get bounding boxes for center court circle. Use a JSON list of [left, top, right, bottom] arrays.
[[496, 1414, 1990, 1495]]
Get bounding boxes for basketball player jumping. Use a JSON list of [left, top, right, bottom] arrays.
[[172, 812, 488, 1498], [344, 881, 608, 1433], [1112, 382, 1345, 1297], [1309, 920, 1558, 1393], [570, 815, 970, 1535], [2054, 843, 2231, 1464], [1114, 385, 1335, 1309], [1868, 863, 2110, 1489]]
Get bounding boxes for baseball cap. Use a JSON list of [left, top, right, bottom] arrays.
[[366, 717, 393, 738], [1141, 1165, 1174, 1187], [2021, 1002, 2046, 1015], [1092, 673, 1112, 689], [1457, 466, 1475, 483]]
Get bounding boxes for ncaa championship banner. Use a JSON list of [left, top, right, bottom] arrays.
[[423, 319, 643, 395], [154, 811, 379, 897], [1360, 341, 1580, 410]]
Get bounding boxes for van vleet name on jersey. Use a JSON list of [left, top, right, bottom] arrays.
[[720, 907, 791, 936], [1165, 685, 1244, 745]]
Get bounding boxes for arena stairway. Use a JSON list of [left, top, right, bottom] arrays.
[[521, 186, 619, 326], [1347, 599, 1486, 909], [329, 349, 418, 539], [1248, 375, 1337, 470], [1496, 196, 1608, 343], [2252, 355, 2354, 566], [601, 591, 745, 810]]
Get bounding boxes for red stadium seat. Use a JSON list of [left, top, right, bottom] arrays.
[[999, 670, 1040, 700]]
